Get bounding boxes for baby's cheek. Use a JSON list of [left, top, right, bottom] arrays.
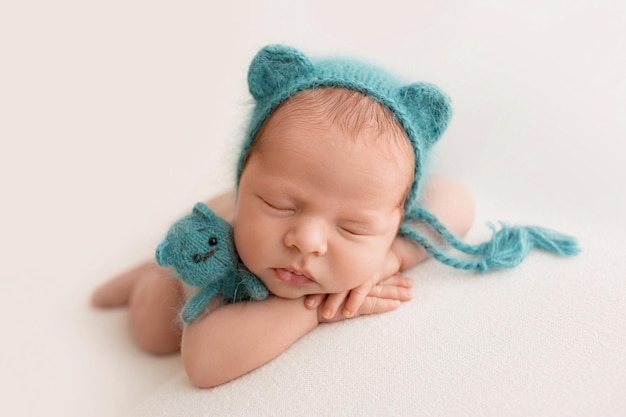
[[334, 249, 384, 288], [236, 222, 282, 280], [233, 223, 259, 269]]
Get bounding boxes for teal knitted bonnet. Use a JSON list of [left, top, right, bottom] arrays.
[[237, 44, 579, 272]]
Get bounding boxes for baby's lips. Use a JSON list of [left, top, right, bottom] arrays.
[[275, 268, 316, 285]]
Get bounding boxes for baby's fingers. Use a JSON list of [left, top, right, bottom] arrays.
[[359, 297, 402, 316], [377, 274, 413, 288], [371, 275, 413, 301], [304, 294, 327, 310], [342, 281, 373, 318], [320, 291, 349, 320]]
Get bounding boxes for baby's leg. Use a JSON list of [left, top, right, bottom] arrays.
[[421, 176, 475, 238], [91, 191, 236, 354], [92, 261, 183, 354]]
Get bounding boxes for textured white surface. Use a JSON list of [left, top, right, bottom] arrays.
[[1, 1, 625, 416], [128, 214, 626, 417]]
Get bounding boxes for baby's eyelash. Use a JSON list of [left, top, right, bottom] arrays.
[[260, 197, 294, 212], [337, 225, 369, 236]]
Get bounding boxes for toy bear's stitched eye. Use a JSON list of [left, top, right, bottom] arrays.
[[209, 237, 218, 246]]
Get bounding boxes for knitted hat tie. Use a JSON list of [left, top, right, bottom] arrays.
[[401, 206, 579, 272]]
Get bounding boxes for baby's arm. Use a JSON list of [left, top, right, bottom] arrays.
[[181, 279, 410, 388], [182, 297, 316, 388]]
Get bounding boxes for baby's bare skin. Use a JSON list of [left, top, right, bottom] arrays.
[[92, 175, 473, 365], [92, 88, 474, 386]]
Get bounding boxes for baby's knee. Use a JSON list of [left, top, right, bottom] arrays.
[[128, 271, 184, 354], [451, 181, 475, 237], [423, 176, 475, 237], [131, 321, 181, 354]]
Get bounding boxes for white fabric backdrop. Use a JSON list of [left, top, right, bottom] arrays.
[[2, 1, 624, 416]]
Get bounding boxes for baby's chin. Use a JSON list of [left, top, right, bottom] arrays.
[[266, 287, 314, 299], [256, 271, 323, 299], [260, 281, 320, 300]]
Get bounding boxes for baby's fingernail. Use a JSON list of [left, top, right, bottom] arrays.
[[323, 308, 333, 318], [343, 309, 353, 318], [306, 299, 315, 308]]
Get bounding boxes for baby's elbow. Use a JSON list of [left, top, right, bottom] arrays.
[[183, 358, 212, 389], [181, 336, 230, 388], [183, 348, 227, 388]]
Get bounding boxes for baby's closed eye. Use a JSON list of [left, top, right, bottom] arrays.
[[259, 196, 296, 214], [336, 224, 375, 237]]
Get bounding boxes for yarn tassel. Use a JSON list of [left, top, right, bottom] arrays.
[[400, 207, 580, 273]]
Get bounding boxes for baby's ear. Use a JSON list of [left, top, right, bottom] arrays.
[[248, 44, 314, 101], [398, 82, 452, 145]]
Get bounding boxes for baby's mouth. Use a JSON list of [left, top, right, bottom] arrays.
[[273, 268, 316, 285]]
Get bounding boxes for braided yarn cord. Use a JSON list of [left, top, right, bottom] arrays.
[[400, 207, 580, 273]]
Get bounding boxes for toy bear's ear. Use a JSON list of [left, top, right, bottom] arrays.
[[192, 202, 216, 220], [248, 45, 314, 101], [398, 82, 452, 145], [155, 241, 171, 267]]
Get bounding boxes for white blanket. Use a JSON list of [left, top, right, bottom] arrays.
[[2, 0, 624, 416], [126, 209, 625, 417]]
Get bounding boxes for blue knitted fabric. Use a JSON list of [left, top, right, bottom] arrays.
[[237, 44, 580, 272], [156, 203, 269, 323]]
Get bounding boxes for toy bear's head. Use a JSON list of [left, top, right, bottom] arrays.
[[237, 44, 453, 211], [156, 203, 235, 287]]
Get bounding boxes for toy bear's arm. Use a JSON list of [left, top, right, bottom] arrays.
[[182, 285, 220, 323], [236, 266, 269, 301]]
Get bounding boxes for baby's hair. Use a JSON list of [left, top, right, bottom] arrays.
[[252, 87, 415, 205]]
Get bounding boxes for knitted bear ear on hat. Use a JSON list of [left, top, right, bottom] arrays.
[[398, 83, 452, 146], [248, 44, 314, 101]]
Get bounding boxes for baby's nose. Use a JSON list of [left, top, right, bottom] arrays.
[[284, 218, 328, 256]]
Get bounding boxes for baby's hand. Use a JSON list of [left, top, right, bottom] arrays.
[[305, 275, 413, 323]]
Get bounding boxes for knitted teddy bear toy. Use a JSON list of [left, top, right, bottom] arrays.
[[155, 202, 269, 323]]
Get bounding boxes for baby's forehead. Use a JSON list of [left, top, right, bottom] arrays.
[[264, 87, 414, 150], [272, 87, 392, 127], [259, 88, 409, 147], [250, 88, 415, 198]]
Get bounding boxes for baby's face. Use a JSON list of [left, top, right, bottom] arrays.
[[233, 113, 410, 299]]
